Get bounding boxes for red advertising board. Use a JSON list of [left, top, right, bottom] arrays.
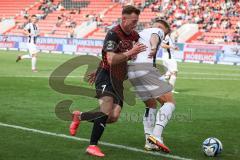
[[184, 51, 215, 61], [77, 45, 102, 54], [183, 44, 223, 61], [37, 44, 58, 51], [0, 42, 15, 48]]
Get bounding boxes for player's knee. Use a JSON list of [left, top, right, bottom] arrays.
[[107, 114, 120, 123], [107, 104, 121, 123], [32, 54, 37, 57], [158, 92, 176, 105], [99, 97, 114, 115], [165, 102, 176, 112], [111, 116, 119, 123], [171, 71, 177, 76], [144, 99, 157, 108]]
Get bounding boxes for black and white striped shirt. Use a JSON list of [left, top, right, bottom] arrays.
[[162, 35, 174, 59], [24, 23, 39, 44]]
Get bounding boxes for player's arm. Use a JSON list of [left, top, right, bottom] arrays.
[[103, 31, 146, 66], [23, 29, 30, 36], [107, 42, 146, 65], [161, 43, 179, 50], [148, 33, 160, 58], [36, 25, 40, 36], [23, 24, 31, 36]]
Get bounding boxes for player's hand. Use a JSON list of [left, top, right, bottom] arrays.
[[87, 71, 96, 85], [174, 46, 179, 51], [129, 42, 147, 56], [130, 55, 137, 61], [148, 48, 157, 58]]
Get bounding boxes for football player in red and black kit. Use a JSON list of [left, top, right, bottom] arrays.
[[69, 5, 146, 157]]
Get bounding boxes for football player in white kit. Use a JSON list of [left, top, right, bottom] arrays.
[[16, 15, 39, 72], [128, 19, 175, 153], [161, 33, 179, 93], [87, 19, 176, 153]]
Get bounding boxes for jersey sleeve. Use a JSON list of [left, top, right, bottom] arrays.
[[156, 29, 165, 42], [168, 36, 174, 46], [103, 30, 119, 52], [151, 28, 165, 45], [24, 23, 30, 31], [162, 34, 170, 44]]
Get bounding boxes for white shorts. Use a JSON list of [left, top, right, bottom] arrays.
[[27, 43, 39, 55], [128, 63, 173, 101], [162, 59, 178, 73]]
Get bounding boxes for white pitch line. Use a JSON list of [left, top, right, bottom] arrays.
[[0, 75, 240, 81], [179, 66, 240, 71], [178, 77, 240, 80], [180, 72, 240, 77], [0, 122, 192, 160], [0, 75, 84, 78]]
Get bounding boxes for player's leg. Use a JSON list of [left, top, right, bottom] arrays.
[[31, 53, 37, 72], [148, 92, 175, 153], [69, 96, 113, 136], [143, 99, 157, 139], [107, 103, 122, 123], [143, 99, 158, 150], [70, 68, 119, 134], [161, 59, 171, 80], [16, 43, 35, 63], [167, 59, 178, 92], [70, 96, 114, 157], [86, 96, 124, 157], [169, 71, 177, 87], [30, 43, 39, 72], [16, 54, 31, 62], [87, 68, 124, 157]]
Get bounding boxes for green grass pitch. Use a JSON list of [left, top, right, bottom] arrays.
[[0, 50, 240, 160]]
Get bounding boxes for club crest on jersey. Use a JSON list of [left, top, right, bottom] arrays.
[[105, 40, 118, 51]]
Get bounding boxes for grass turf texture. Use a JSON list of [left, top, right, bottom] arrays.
[[0, 50, 240, 160]]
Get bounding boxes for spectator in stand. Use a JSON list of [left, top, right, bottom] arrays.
[[235, 21, 240, 34], [68, 27, 75, 38], [20, 9, 28, 18], [65, 17, 75, 28], [70, 9, 77, 14], [51, 14, 65, 34], [17, 16, 29, 29], [151, 0, 239, 44], [56, 2, 65, 11]]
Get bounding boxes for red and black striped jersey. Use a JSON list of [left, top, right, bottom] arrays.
[[99, 24, 139, 81]]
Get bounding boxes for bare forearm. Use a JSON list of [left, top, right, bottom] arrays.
[[150, 34, 160, 50], [161, 44, 172, 49], [23, 30, 30, 36], [106, 42, 146, 66], [106, 50, 133, 66]]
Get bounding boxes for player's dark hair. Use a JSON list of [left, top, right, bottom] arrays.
[[31, 15, 37, 18], [154, 18, 171, 34], [122, 5, 140, 15]]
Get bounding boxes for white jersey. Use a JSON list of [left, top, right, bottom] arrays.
[[132, 28, 164, 64], [24, 23, 39, 44], [161, 35, 175, 59]]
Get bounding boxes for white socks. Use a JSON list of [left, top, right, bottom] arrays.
[[143, 107, 157, 142], [20, 54, 37, 70], [21, 54, 31, 59], [153, 102, 175, 139], [169, 74, 177, 88], [31, 56, 37, 70]]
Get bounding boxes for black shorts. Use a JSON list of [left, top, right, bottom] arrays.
[[95, 67, 124, 107]]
